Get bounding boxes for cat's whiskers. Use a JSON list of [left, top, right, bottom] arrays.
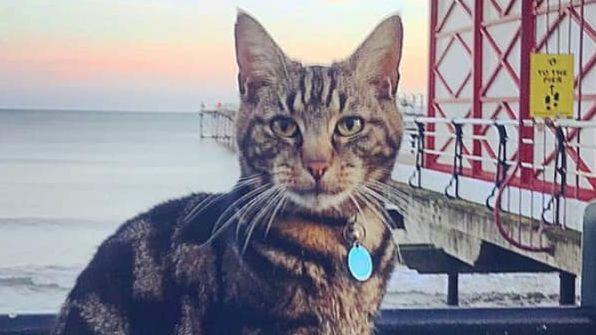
[[348, 191, 403, 259], [202, 183, 272, 245], [360, 184, 408, 218], [214, 183, 271, 233], [347, 193, 371, 228], [350, 189, 395, 236], [182, 174, 262, 224], [354, 189, 403, 262], [365, 181, 409, 214], [368, 179, 409, 202], [235, 185, 281, 240], [366, 175, 410, 199], [238, 173, 265, 182], [241, 186, 285, 253], [354, 189, 392, 229], [263, 191, 287, 238]]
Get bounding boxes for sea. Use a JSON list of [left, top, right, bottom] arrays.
[[0, 108, 565, 314]]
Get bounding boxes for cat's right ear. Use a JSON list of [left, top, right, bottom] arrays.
[[235, 11, 291, 98], [345, 15, 403, 100]]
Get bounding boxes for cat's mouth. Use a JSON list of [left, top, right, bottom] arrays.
[[286, 187, 351, 211], [272, 170, 356, 211], [292, 187, 342, 196]]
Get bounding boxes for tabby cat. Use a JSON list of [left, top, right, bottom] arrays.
[[54, 11, 404, 335]]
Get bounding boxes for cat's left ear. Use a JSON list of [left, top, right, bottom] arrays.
[[235, 11, 293, 99], [346, 15, 403, 100]]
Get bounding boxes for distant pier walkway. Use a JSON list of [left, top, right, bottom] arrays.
[[199, 105, 236, 151]]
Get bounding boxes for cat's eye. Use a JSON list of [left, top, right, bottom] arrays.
[[335, 116, 364, 137], [270, 117, 299, 138]]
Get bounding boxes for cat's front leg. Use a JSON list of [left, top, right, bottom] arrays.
[[173, 295, 206, 335], [52, 295, 131, 335]]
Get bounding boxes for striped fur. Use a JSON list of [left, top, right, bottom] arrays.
[[235, 12, 404, 214], [55, 11, 404, 335]]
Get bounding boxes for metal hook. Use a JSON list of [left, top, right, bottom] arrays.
[[486, 124, 509, 210], [408, 121, 425, 189], [444, 122, 463, 199]]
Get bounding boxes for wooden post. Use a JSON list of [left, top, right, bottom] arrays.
[[447, 272, 459, 306], [559, 271, 576, 305]]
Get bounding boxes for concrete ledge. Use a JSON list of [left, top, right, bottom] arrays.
[[377, 307, 596, 335], [3, 308, 595, 335], [391, 181, 582, 274], [400, 242, 559, 274]]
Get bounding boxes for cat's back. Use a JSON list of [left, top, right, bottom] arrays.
[[53, 192, 219, 335]]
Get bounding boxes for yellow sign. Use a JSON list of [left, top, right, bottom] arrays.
[[530, 53, 574, 118]]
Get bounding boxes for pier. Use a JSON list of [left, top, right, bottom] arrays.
[[2, 0, 595, 333], [198, 105, 236, 151], [389, 0, 596, 310]]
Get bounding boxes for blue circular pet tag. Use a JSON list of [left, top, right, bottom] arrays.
[[347, 243, 373, 282]]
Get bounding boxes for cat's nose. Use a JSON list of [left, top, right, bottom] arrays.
[[306, 161, 329, 181]]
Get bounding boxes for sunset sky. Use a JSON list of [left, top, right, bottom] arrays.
[[1, 0, 429, 112]]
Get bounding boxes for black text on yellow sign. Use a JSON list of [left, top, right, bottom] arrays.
[[530, 54, 574, 118]]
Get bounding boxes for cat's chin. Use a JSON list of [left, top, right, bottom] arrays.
[[286, 190, 350, 213]]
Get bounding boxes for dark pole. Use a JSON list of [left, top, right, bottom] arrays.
[[471, 0, 483, 175], [559, 271, 576, 305], [447, 272, 459, 306], [199, 112, 204, 139], [582, 203, 596, 308], [519, 0, 536, 183]]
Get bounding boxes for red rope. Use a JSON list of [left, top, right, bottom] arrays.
[[493, 162, 554, 253]]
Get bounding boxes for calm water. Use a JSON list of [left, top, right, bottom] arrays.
[[0, 109, 562, 314]]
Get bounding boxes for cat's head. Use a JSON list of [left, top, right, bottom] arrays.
[[234, 12, 403, 214]]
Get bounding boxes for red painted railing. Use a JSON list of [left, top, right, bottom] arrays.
[[426, 0, 595, 201], [420, 0, 595, 252]]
